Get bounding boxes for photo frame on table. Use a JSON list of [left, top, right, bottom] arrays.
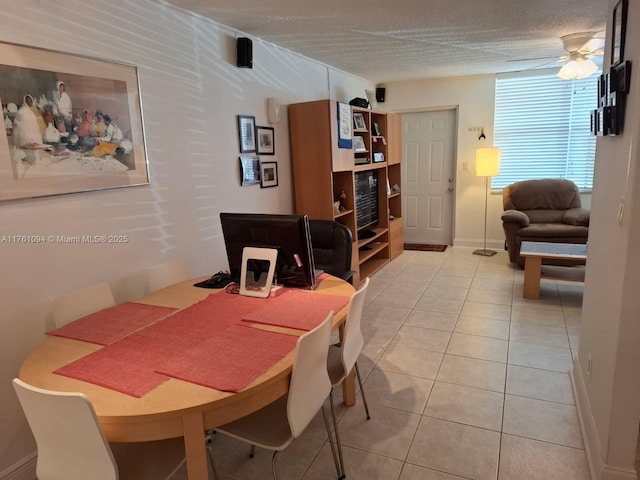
[[237, 115, 256, 153], [0, 42, 149, 202], [260, 161, 278, 188], [256, 126, 275, 155], [239, 155, 260, 186], [611, 0, 628, 67]]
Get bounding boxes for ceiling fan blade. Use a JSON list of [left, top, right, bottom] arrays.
[[505, 56, 562, 63]]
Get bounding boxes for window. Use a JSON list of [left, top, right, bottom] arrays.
[[493, 69, 598, 191]]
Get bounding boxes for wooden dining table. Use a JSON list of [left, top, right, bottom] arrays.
[[19, 275, 355, 480]]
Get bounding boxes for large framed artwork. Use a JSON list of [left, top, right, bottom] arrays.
[[0, 42, 149, 202]]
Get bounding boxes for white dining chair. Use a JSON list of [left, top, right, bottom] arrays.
[[326, 277, 371, 479], [52, 282, 116, 328], [147, 259, 189, 293], [12, 378, 185, 480], [206, 312, 343, 480]]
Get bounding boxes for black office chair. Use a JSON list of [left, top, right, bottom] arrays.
[[309, 220, 356, 285]]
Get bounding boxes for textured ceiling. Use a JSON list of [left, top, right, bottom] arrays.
[[160, 0, 608, 84]]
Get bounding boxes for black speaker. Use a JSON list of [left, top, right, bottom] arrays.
[[376, 87, 386, 103], [237, 37, 253, 68]]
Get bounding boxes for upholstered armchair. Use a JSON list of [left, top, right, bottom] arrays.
[[501, 179, 590, 267]]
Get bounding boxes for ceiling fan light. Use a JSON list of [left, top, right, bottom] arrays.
[[557, 58, 598, 80]]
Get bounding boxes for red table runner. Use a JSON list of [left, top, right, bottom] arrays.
[[47, 302, 178, 345], [54, 289, 348, 397]]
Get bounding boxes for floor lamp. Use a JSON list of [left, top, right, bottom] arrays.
[[473, 147, 501, 256]]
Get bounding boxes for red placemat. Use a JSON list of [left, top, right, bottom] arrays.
[[47, 302, 178, 345], [156, 324, 298, 392], [53, 333, 174, 397], [241, 289, 350, 331]]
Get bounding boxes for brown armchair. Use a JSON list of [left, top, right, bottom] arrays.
[[502, 179, 590, 266]]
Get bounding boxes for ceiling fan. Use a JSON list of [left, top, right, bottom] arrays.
[[511, 31, 605, 79], [556, 32, 605, 79]]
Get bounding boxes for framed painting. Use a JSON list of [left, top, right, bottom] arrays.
[[239, 155, 260, 186], [611, 0, 627, 67], [260, 161, 278, 188], [237, 115, 256, 153], [0, 42, 149, 202], [256, 126, 274, 155]]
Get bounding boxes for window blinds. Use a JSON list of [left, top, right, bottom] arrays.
[[493, 69, 598, 191]]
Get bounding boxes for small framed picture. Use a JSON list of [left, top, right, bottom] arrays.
[[256, 126, 275, 155], [365, 89, 376, 109], [611, 0, 627, 67], [260, 161, 278, 188], [239, 155, 260, 186], [353, 112, 367, 131], [372, 121, 381, 136], [353, 136, 367, 153], [237, 115, 256, 153]]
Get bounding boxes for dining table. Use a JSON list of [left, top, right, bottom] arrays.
[[19, 275, 355, 480]]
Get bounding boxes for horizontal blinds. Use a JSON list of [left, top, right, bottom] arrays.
[[493, 69, 597, 191]]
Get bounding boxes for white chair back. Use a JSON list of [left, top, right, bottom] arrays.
[[52, 282, 116, 328], [341, 277, 369, 377], [12, 378, 118, 480], [147, 259, 189, 293], [287, 311, 333, 438]]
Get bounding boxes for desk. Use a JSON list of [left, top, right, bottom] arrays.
[[520, 241, 587, 299], [19, 276, 354, 480]]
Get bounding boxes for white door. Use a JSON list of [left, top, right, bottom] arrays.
[[402, 109, 457, 245]]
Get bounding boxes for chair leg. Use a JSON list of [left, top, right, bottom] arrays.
[[328, 390, 346, 479], [249, 444, 256, 458], [354, 362, 371, 420], [204, 433, 221, 480], [321, 399, 344, 480], [271, 450, 279, 480]]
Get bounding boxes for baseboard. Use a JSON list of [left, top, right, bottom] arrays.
[[0, 452, 36, 480], [571, 360, 638, 480]]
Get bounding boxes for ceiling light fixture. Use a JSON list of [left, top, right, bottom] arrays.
[[557, 52, 599, 80]]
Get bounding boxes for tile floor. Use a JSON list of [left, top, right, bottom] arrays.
[[176, 247, 589, 480]]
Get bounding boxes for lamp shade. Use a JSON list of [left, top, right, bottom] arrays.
[[475, 147, 501, 176]]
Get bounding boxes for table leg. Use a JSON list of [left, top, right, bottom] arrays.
[[338, 323, 356, 406], [523, 256, 542, 299], [183, 412, 208, 480]]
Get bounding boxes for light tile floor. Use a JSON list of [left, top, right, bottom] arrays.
[[176, 247, 590, 480]]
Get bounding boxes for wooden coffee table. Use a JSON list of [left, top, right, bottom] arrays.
[[519, 241, 587, 299]]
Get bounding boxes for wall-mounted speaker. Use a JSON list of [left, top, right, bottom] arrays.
[[237, 37, 253, 68], [376, 87, 386, 103]]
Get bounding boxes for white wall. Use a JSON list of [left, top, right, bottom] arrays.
[[0, 1, 374, 477], [381, 74, 593, 249], [572, 0, 640, 478]]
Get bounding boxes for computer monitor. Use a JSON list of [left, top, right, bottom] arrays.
[[220, 212, 317, 289]]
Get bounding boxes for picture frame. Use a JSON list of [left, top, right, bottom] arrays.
[[260, 161, 278, 188], [611, 0, 627, 67], [365, 89, 376, 109], [256, 126, 275, 155], [237, 115, 256, 153], [353, 112, 366, 131], [0, 42, 149, 202], [353, 135, 367, 153], [239, 155, 260, 186]]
